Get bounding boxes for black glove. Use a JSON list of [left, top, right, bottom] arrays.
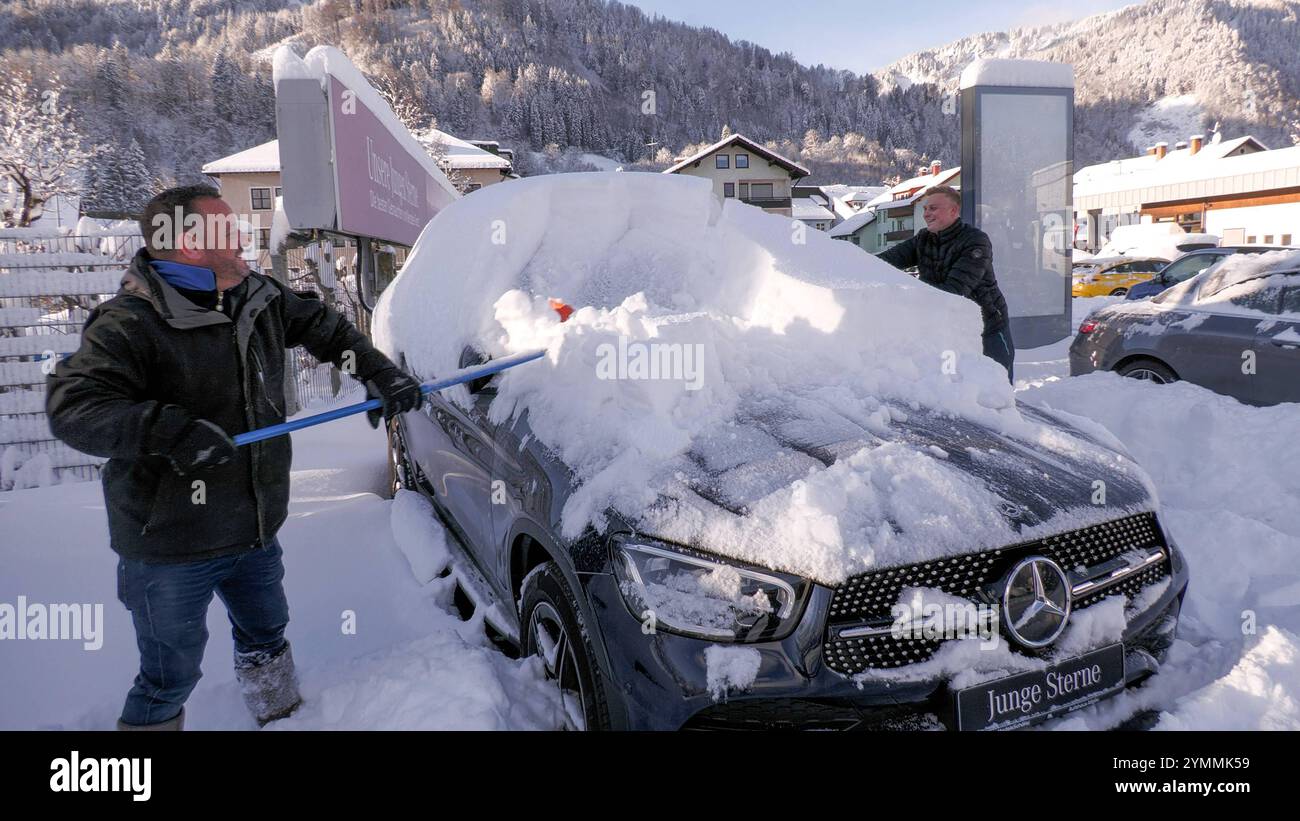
[[157, 418, 237, 476], [364, 368, 423, 429]]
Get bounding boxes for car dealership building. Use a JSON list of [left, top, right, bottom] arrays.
[[1074, 134, 1300, 251]]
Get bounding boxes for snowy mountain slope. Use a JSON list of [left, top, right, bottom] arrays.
[[7, 0, 1296, 194], [878, 0, 1300, 159]]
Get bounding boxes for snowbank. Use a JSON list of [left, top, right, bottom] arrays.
[[0, 404, 561, 730], [375, 172, 1156, 585], [1020, 372, 1300, 729]]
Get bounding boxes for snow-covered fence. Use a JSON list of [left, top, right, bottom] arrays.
[[278, 237, 402, 409], [0, 228, 144, 488]]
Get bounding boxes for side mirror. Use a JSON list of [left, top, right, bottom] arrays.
[[358, 239, 377, 312], [459, 347, 496, 395]]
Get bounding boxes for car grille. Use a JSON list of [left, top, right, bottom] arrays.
[[823, 512, 1171, 674]]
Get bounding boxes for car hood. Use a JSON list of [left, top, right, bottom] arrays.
[[629, 396, 1159, 584]]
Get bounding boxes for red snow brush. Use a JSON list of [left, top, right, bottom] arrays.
[[550, 298, 575, 322]]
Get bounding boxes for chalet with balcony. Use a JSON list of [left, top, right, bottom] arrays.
[[662, 133, 810, 217]]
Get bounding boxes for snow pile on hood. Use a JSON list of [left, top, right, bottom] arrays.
[[375, 172, 1152, 584]]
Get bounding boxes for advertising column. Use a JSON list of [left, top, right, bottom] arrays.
[[960, 58, 1074, 348]]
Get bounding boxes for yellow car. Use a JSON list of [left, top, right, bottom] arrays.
[[1071, 256, 1169, 297]]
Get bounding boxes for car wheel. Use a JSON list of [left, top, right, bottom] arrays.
[[1109, 287, 1129, 297], [1117, 359, 1178, 385], [386, 419, 416, 496], [520, 561, 612, 730]]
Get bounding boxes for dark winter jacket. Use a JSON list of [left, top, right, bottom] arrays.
[[46, 248, 399, 563], [877, 219, 1010, 334]]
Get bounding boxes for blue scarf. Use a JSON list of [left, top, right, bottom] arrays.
[[149, 260, 217, 292]]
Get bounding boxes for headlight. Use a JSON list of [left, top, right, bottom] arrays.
[[611, 537, 806, 642]]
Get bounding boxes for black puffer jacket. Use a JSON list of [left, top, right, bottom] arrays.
[[46, 249, 399, 563], [877, 219, 1010, 333]]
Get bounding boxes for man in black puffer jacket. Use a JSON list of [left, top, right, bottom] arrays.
[[877, 185, 1015, 381], [47, 185, 422, 729]]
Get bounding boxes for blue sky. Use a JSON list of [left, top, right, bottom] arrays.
[[623, 0, 1139, 73]]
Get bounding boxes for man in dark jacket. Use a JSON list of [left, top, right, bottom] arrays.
[[46, 185, 422, 729], [877, 185, 1015, 380]]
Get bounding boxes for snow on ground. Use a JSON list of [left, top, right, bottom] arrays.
[[1016, 300, 1300, 730], [0, 400, 563, 730]]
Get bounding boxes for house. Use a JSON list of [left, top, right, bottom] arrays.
[[1074, 134, 1299, 250], [866, 162, 962, 253], [821, 184, 889, 222], [201, 129, 512, 247], [662, 133, 810, 217], [198, 140, 283, 248], [791, 181, 889, 233], [412, 129, 515, 189], [791, 178, 831, 229], [792, 196, 836, 231], [828, 207, 879, 248]]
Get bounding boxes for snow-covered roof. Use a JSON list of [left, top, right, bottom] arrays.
[[415, 128, 512, 170], [821, 184, 890, 220], [202, 130, 509, 179], [828, 208, 878, 238], [1076, 142, 1300, 209], [202, 140, 281, 175], [868, 167, 961, 210], [792, 199, 835, 221], [663, 133, 811, 178], [1075, 135, 1270, 187]]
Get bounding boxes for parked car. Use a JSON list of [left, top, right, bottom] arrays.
[[1071, 251, 1300, 405], [387, 360, 1187, 730], [1071, 256, 1169, 297], [375, 194, 1188, 730], [375, 172, 1189, 731], [1126, 246, 1300, 300]]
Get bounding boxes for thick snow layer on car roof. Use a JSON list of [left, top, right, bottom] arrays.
[[1204, 249, 1300, 290], [375, 172, 1155, 584]]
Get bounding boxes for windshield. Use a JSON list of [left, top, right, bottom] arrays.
[[1162, 253, 1225, 283]]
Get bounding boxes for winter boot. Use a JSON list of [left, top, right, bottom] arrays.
[[234, 643, 303, 727], [117, 707, 184, 731]]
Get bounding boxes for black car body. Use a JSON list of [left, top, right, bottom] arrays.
[[1071, 254, 1300, 406], [390, 345, 1188, 730]]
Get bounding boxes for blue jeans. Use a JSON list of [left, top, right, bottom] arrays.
[[982, 323, 1015, 383], [116, 538, 290, 726]]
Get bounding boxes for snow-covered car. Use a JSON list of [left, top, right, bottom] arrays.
[[1096, 223, 1219, 262], [374, 173, 1187, 730], [1071, 250, 1300, 406], [1125, 246, 1299, 300]]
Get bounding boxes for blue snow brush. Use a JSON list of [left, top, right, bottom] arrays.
[[233, 349, 546, 447]]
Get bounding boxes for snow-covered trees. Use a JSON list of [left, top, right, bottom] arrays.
[[2, 0, 1297, 188], [0, 69, 90, 226], [83, 137, 155, 215]]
